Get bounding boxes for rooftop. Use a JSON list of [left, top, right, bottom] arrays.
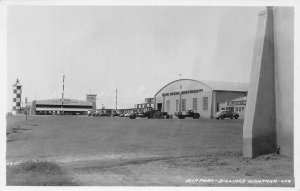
[[36, 98, 92, 106], [200, 80, 248, 92], [155, 79, 248, 96]]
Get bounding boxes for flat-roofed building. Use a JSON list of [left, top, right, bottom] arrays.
[[219, 96, 247, 118], [30, 98, 93, 115]]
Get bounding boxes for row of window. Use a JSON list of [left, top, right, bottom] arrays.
[[236, 107, 245, 112], [36, 104, 92, 109], [165, 97, 208, 112], [137, 103, 153, 108], [221, 107, 245, 112]]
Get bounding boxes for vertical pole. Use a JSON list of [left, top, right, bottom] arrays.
[[162, 95, 165, 112], [179, 85, 182, 113], [61, 75, 65, 115], [179, 74, 182, 113], [21, 101, 23, 116], [116, 89, 118, 112]]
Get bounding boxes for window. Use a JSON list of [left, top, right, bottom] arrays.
[[203, 97, 208, 110], [182, 99, 186, 111], [236, 107, 239, 112], [193, 98, 198, 110], [176, 100, 179, 111], [166, 100, 170, 112]]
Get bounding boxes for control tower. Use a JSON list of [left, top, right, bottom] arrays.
[[86, 94, 97, 110]]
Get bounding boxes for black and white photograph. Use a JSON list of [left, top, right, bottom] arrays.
[[1, 0, 299, 189]]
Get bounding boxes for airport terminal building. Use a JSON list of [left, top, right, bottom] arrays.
[[29, 98, 93, 115], [154, 79, 248, 118]]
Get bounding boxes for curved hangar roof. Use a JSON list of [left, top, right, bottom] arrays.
[[36, 98, 92, 106], [154, 79, 248, 96]]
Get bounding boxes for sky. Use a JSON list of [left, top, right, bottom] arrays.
[[6, 6, 264, 111]]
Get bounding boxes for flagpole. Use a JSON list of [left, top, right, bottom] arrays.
[[61, 75, 65, 115], [116, 89, 118, 111], [179, 74, 182, 113]]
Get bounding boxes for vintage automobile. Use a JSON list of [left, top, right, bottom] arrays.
[[175, 110, 200, 119], [99, 113, 110, 117], [129, 112, 147, 119], [124, 113, 131, 117], [214, 110, 239, 119], [129, 110, 170, 119], [111, 113, 119, 117]]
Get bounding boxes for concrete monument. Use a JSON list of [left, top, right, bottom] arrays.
[[243, 7, 293, 158]]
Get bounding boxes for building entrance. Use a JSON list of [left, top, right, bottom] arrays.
[[157, 103, 162, 112]]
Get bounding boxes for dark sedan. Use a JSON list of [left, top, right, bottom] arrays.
[[214, 110, 239, 119]]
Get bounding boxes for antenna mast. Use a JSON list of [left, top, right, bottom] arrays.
[[61, 75, 65, 115], [116, 89, 118, 111]]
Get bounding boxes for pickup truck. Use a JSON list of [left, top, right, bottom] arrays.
[[175, 110, 200, 119]]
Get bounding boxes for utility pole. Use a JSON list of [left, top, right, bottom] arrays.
[[179, 74, 182, 113], [61, 75, 65, 115], [179, 85, 182, 113], [116, 89, 118, 113]]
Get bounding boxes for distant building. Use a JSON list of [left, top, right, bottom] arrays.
[[86, 94, 97, 110], [29, 98, 93, 115], [219, 97, 247, 118], [117, 108, 137, 115], [136, 98, 154, 113], [96, 108, 115, 115]]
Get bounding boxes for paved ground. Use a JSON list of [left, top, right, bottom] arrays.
[[6, 115, 294, 186]]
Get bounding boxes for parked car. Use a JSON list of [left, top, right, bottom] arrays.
[[214, 110, 239, 119], [175, 110, 200, 119], [99, 113, 110, 117], [124, 113, 131, 117], [129, 112, 149, 119], [119, 113, 125, 117]]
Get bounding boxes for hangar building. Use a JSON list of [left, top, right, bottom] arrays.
[[154, 79, 248, 118]]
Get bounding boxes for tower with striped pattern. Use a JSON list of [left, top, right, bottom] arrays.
[[12, 79, 22, 115]]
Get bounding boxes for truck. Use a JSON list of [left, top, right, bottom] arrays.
[[175, 110, 200, 119], [129, 110, 170, 119]]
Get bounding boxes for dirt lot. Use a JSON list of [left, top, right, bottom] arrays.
[[6, 115, 294, 186]]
